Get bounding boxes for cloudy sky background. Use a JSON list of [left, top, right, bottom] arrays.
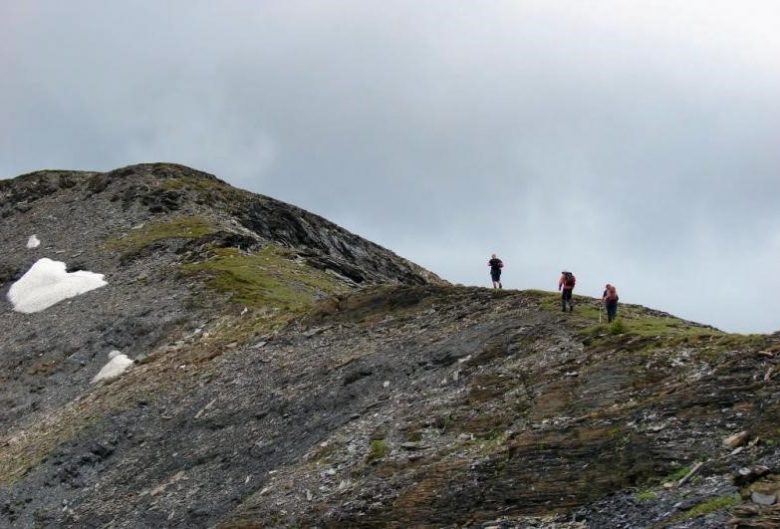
[[2, 1, 779, 333]]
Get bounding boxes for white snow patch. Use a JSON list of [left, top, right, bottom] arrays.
[[26, 235, 41, 249], [92, 350, 134, 383], [7, 258, 107, 313]]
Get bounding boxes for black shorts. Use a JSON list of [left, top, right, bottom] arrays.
[[491, 270, 502, 282]]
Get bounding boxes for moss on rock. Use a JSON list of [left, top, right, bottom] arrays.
[[104, 215, 218, 254], [181, 245, 350, 310]]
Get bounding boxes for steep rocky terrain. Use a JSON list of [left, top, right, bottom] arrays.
[[1, 164, 780, 529]]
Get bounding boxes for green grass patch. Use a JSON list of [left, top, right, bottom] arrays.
[[598, 313, 715, 340], [404, 430, 423, 443], [619, 317, 714, 340], [635, 490, 658, 502], [158, 174, 248, 208], [104, 215, 217, 254], [527, 287, 718, 342], [367, 439, 390, 463], [577, 306, 726, 352], [529, 290, 621, 323], [525, 289, 769, 355], [473, 429, 511, 455], [181, 245, 350, 311], [670, 494, 740, 523], [609, 319, 627, 335], [665, 466, 692, 482]]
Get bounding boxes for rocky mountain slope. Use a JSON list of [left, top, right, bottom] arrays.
[[1, 164, 780, 529]]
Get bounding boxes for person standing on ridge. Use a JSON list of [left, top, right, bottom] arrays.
[[558, 271, 576, 312], [602, 283, 619, 322], [488, 254, 504, 289]]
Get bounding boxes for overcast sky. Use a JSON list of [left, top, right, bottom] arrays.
[[2, 1, 779, 333]]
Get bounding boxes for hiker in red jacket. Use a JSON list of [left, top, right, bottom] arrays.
[[488, 254, 504, 289], [558, 271, 576, 312], [602, 284, 619, 322]]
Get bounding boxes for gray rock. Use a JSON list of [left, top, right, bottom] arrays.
[[751, 490, 777, 505]]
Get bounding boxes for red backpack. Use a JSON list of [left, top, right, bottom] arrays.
[[605, 285, 618, 301], [563, 272, 575, 288]]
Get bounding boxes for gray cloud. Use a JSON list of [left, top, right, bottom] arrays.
[[2, 1, 779, 332]]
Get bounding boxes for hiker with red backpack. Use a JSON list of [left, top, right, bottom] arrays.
[[558, 271, 576, 312], [488, 254, 504, 289], [602, 284, 619, 322]]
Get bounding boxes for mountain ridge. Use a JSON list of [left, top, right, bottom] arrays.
[[1, 164, 779, 529]]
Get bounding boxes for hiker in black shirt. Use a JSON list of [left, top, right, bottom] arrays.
[[488, 254, 504, 289]]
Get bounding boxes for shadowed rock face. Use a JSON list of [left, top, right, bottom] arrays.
[[1, 164, 780, 529]]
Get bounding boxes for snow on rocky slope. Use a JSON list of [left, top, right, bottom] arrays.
[[7, 257, 107, 313]]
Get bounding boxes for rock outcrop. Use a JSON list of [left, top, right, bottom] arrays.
[[1, 164, 779, 528]]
